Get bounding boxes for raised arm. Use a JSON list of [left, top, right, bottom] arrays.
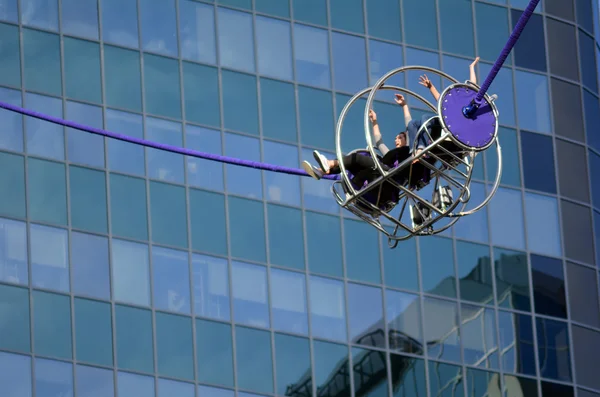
[[394, 94, 412, 125], [419, 74, 440, 102], [369, 109, 390, 156], [469, 57, 480, 85]]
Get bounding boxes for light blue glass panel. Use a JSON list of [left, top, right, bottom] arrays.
[[111, 239, 150, 306], [479, 63, 516, 126], [76, 365, 114, 397], [292, 0, 327, 26], [423, 298, 461, 363], [383, 239, 419, 291], [22, 28, 61, 96], [222, 70, 259, 135], [256, 0, 289, 18], [420, 236, 456, 299], [344, 219, 381, 284], [0, 23, 20, 88], [30, 224, 69, 292], [515, 70, 552, 134], [293, 24, 331, 88], [0, 0, 18, 23], [263, 141, 300, 206], [217, 7, 254, 73], [158, 379, 194, 397], [146, 117, 184, 184], [260, 78, 297, 142], [140, 0, 177, 56], [255, 16, 292, 80], [189, 189, 228, 255], [267, 204, 304, 270], [0, 88, 23, 153], [63, 37, 101, 103], [488, 187, 525, 250], [186, 125, 223, 191], [300, 148, 339, 214], [180, 0, 216, 64], [348, 283, 384, 347], [197, 385, 235, 397], [229, 197, 267, 262], [156, 312, 194, 380], [27, 158, 67, 225], [71, 232, 109, 300], [0, 284, 30, 352], [453, 182, 489, 244], [117, 372, 154, 396], [150, 181, 188, 248], [101, 0, 138, 48], [368, 40, 404, 101], [524, 193, 562, 257], [330, 0, 363, 33], [402, 0, 437, 49], [274, 334, 311, 396], [74, 298, 113, 366], [486, 127, 520, 187], [104, 45, 142, 112], [115, 306, 154, 373], [235, 326, 274, 394], [331, 32, 367, 94], [109, 174, 148, 241], [306, 211, 343, 277], [23, 92, 63, 160], [270, 268, 308, 335], [65, 101, 104, 168], [298, 87, 334, 150], [475, 3, 511, 65], [232, 261, 270, 328], [183, 62, 220, 127], [61, 0, 98, 40], [143, 54, 182, 119], [386, 290, 422, 354], [220, 0, 251, 10], [0, 152, 25, 219], [152, 246, 191, 314], [224, 132, 262, 199], [69, 166, 108, 234], [366, 0, 402, 42], [405, 47, 441, 106], [313, 341, 348, 395], [0, 352, 32, 397], [442, 55, 472, 89], [20, 0, 58, 31], [439, 0, 475, 57], [192, 254, 230, 321], [106, 109, 145, 176], [196, 319, 234, 388], [33, 291, 72, 359], [0, 218, 28, 286], [309, 275, 347, 342], [34, 358, 73, 397]]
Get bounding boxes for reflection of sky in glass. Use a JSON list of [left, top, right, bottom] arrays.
[[488, 186, 525, 250], [30, 224, 69, 293], [0, 0, 18, 23], [301, 148, 339, 214], [186, 125, 223, 191], [35, 358, 73, 396], [0, 352, 32, 397], [101, 0, 138, 48], [293, 24, 330, 88], [479, 63, 516, 126], [217, 7, 255, 73], [21, 0, 59, 31], [515, 70, 552, 133], [385, 289, 422, 351], [423, 297, 461, 363], [106, 109, 145, 177], [61, 0, 99, 40], [331, 32, 367, 94], [347, 283, 383, 345], [140, 0, 177, 56], [76, 364, 114, 397], [0, 218, 28, 286], [179, 0, 216, 64], [192, 254, 230, 321], [152, 246, 191, 314], [263, 140, 300, 206], [71, 232, 110, 300], [309, 275, 347, 342], [66, 101, 104, 168], [405, 48, 441, 107], [368, 40, 404, 104], [453, 182, 489, 243], [255, 16, 292, 81], [197, 385, 234, 397], [232, 261, 269, 328], [146, 117, 184, 183], [24, 92, 63, 159], [111, 239, 150, 306], [225, 133, 262, 199], [270, 268, 308, 334], [460, 305, 499, 370], [117, 372, 154, 397], [158, 378, 194, 397], [524, 193, 562, 257], [0, 87, 23, 153]]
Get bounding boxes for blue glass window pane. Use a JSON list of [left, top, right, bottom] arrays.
[[439, 0, 475, 56], [232, 261, 269, 328], [511, 9, 546, 71], [224, 132, 262, 198], [300, 148, 339, 214], [117, 372, 154, 396], [34, 358, 73, 397], [274, 334, 311, 396], [192, 254, 230, 321], [260, 78, 297, 142], [0, 218, 28, 286], [69, 166, 108, 233], [30, 224, 69, 292], [0, 23, 20, 88], [189, 189, 227, 255], [332, 32, 367, 94], [0, 0, 18, 23], [106, 109, 145, 176], [383, 239, 418, 291], [557, 139, 589, 202], [140, 0, 177, 57], [186, 126, 223, 190], [475, 3, 510, 64], [344, 219, 381, 284], [101, 0, 138, 48], [402, 0, 436, 49], [179, 0, 215, 64], [521, 130, 556, 194], [479, 63, 516, 126], [270, 268, 308, 335], [109, 174, 148, 241], [366, 0, 402, 42], [368, 40, 403, 95], [222, 70, 259, 135], [146, 117, 184, 184], [23, 93, 63, 160], [150, 181, 188, 249], [595, 211, 600, 267], [183, 62, 220, 127], [76, 365, 114, 397], [0, 352, 32, 397], [217, 8, 254, 73], [547, 17, 579, 82], [33, 291, 72, 359], [74, 298, 113, 366], [577, 0, 594, 31], [309, 275, 347, 342], [255, 0, 289, 18], [28, 158, 67, 225], [267, 204, 304, 270], [66, 101, 105, 168], [420, 236, 456, 298], [293, 24, 331, 88], [156, 312, 194, 380], [0, 88, 23, 153], [22, 28, 61, 96], [196, 319, 234, 387], [531, 254, 566, 318], [21, 0, 58, 31], [584, 90, 600, 152], [306, 211, 342, 277], [115, 305, 154, 373], [158, 379, 194, 397], [235, 326, 274, 394], [515, 71, 552, 134], [579, 30, 598, 92], [590, 151, 600, 210], [61, 0, 98, 40], [329, 0, 363, 33], [112, 239, 150, 306], [386, 290, 422, 354], [536, 318, 572, 382], [498, 311, 536, 375], [313, 341, 349, 393], [292, 0, 327, 26], [298, 86, 334, 150], [489, 187, 525, 250], [263, 140, 300, 206], [197, 386, 235, 397], [152, 246, 191, 314], [0, 284, 30, 352], [405, 48, 441, 105], [228, 197, 267, 262], [144, 54, 181, 119], [71, 232, 109, 300], [453, 182, 489, 243], [348, 283, 383, 348], [423, 298, 461, 363], [561, 200, 595, 265], [0, 152, 25, 219], [256, 16, 292, 81], [104, 45, 142, 112], [63, 38, 101, 103], [494, 248, 530, 311], [456, 241, 493, 304], [486, 127, 520, 187]]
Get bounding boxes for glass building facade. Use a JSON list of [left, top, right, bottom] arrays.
[[0, 0, 600, 396]]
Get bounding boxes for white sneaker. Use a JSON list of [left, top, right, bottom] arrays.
[[302, 161, 324, 180], [313, 150, 330, 173]]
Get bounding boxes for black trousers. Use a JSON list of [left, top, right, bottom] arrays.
[[330, 152, 380, 175]]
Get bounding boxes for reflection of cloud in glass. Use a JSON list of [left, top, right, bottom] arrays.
[[179, 0, 216, 64], [111, 239, 150, 306], [217, 7, 255, 72]]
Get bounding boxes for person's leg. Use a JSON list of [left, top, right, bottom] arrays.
[[314, 150, 377, 175]]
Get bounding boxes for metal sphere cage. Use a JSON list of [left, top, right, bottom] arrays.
[[331, 65, 503, 248]]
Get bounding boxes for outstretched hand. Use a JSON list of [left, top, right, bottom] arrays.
[[470, 57, 480, 69], [394, 94, 406, 106], [368, 109, 377, 123], [419, 75, 432, 89]]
